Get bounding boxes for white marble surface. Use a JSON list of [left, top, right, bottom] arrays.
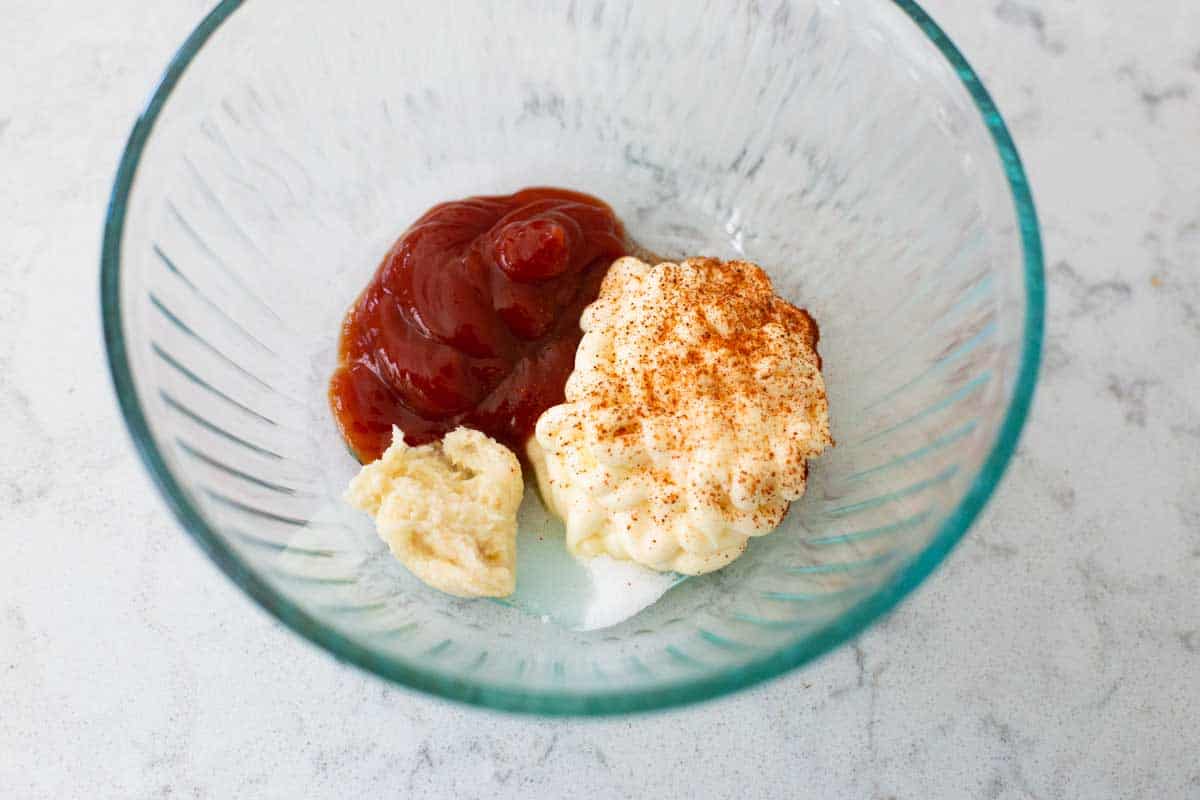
[[2, 1, 1199, 797]]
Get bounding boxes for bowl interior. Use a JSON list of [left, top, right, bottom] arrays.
[[104, 0, 1041, 713]]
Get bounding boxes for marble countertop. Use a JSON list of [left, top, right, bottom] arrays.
[[2, 1, 1198, 797]]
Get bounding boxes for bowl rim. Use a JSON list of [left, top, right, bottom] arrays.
[[101, 0, 1044, 715]]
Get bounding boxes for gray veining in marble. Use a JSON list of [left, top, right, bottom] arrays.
[[1, 1, 1199, 798]]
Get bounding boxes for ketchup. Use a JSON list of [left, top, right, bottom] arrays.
[[329, 188, 627, 462]]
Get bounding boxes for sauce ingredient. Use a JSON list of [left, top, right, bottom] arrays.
[[344, 426, 523, 598], [529, 257, 832, 575], [330, 188, 626, 462]]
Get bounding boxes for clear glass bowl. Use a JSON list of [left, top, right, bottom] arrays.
[[102, 0, 1043, 714]]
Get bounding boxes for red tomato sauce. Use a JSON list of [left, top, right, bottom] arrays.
[[330, 187, 626, 462]]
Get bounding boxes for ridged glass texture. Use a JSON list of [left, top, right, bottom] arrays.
[[102, 0, 1043, 714]]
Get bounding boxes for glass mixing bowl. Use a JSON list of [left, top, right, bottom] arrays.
[[102, 0, 1043, 714]]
